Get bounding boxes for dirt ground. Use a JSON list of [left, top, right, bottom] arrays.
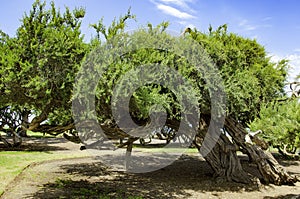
[[1, 137, 300, 199]]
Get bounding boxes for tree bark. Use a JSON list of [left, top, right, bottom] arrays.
[[19, 109, 30, 137], [224, 116, 299, 185], [0, 129, 21, 147], [194, 119, 255, 184], [28, 110, 49, 131], [31, 123, 75, 135], [11, 129, 22, 147]]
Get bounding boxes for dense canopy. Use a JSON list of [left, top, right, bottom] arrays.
[[0, 0, 299, 185]]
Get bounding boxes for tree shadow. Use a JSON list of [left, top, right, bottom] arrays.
[[30, 155, 262, 199], [133, 143, 167, 148], [0, 143, 69, 152], [263, 194, 300, 199], [23, 137, 70, 145], [0, 137, 71, 152]]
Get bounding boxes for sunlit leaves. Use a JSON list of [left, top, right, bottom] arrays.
[[250, 100, 300, 153], [186, 25, 288, 124]]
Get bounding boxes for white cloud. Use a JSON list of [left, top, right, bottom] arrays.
[[178, 20, 187, 25], [156, 4, 196, 19], [238, 18, 271, 34], [261, 17, 272, 21], [287, 54, 300, 80], [159, 0, 196, 12], [177, 21, 196, 29], [269, 54, 282, 63], [151, 0, 197, 20], [238, 19, 257, 31]]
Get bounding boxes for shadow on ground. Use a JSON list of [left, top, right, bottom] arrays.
[[0, 137, 70, 152], [264, 194, 300, 199], [30, 155, 262, 199]]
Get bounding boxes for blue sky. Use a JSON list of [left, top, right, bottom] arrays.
[[0, 0, 299, 80]]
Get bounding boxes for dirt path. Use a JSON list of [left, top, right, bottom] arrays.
[[1, 138, 300, 199]]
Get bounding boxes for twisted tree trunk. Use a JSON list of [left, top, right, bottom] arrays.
[[194, 115, 299, 185], [0, 128, 22, 147], [203, 135, 254, 184], [194, 117, 255, 184], [224, 117, 299, 185]]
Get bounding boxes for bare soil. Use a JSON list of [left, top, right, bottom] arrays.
[[1, 137, 300, 199]]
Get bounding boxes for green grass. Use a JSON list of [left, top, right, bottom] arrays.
[[26, 131, 62, 138], [136, 147, 199, 153], [0, 130, 61, 138], [0, 134, 199, 197], [0, 150, 88, 196], [133, 143, 199, 153]]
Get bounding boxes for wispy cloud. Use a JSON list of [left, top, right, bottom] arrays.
[[262, 17, 272, 21], [151, 0, 197, 20], [156, 4, 196, 19], [238, 18, 272, 33], [238, 19, 257, 31], [177, 20, 196, 29], [159, 0, 196, 12]]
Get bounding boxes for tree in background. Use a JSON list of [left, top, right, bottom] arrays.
[[0, 0, 88, 138], [250, 87, 300, 158]]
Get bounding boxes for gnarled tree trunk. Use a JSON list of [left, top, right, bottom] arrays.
[[203, 135, 255, 184], [0, 128, 22, 147], [224, 116, 299, 185], [194, 117, 256, 184], [194, 115, 299, 185]]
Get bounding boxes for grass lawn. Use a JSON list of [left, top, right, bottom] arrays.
[[0, 148, 87, 195]]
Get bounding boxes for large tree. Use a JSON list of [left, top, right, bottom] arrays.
[[73, 22, 298, 185], [0, 0, 298, 186], [0, 0, 88, 138], [184, 26, 297, 185]]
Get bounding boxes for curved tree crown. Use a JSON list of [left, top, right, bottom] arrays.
[[75, 26, 205, 128], [186, 25, 288, 124], [0, 0, 289, 136], [86, 24, 289, 128]]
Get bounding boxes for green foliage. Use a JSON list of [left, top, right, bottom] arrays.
[[74, 24, 210, 130], [90, 8, 135, 41], [0, 0, 88, 127], [0, 0, 289, 138], [250, 99, 300, 153], [186, 25, 288, 124]]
